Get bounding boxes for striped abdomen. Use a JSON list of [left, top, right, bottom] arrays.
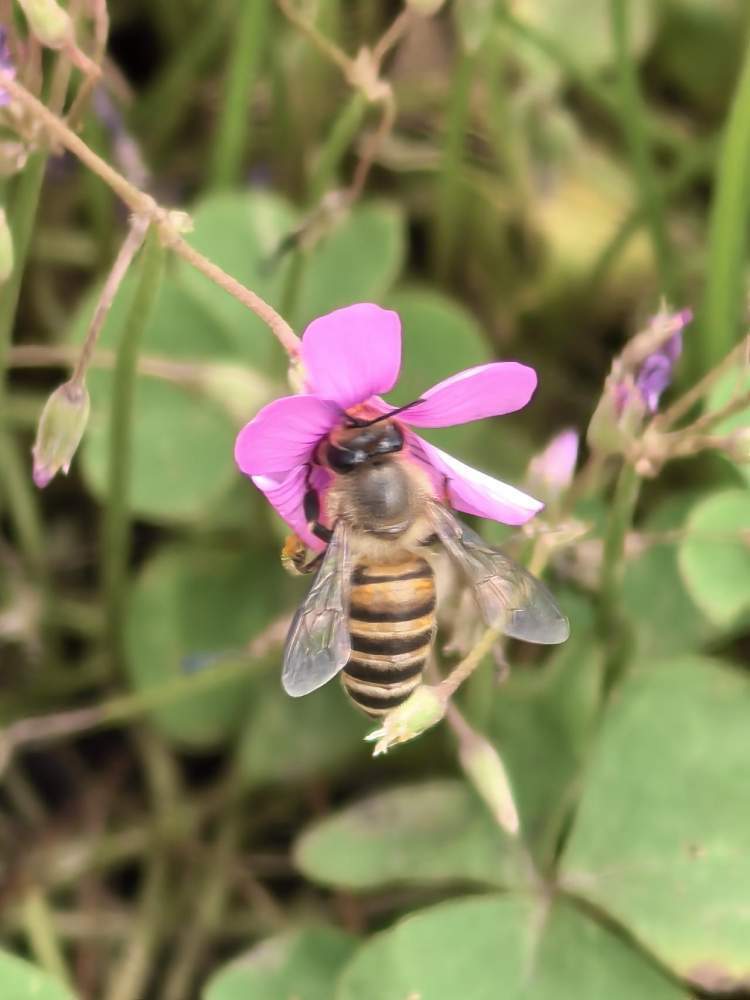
[[343, 557, 436, 717]]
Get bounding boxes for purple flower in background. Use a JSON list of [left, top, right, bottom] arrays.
[[634, 307, 691, 413], [0, 26, 16, 106], [235, 303, 543, 550]]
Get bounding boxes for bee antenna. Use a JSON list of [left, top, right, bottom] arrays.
[[356, 398, 425, 427]]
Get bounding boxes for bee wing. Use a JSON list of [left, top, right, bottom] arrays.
[[428, 501, 569, 645], [282, 520, 352, 697]]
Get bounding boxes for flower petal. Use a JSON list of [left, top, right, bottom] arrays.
[[252, 467, 325, 552], [403, 362, 537, 427], [235, 395, 341, 476], [301, 303, 401, 408], [411, 434, 543, 525]]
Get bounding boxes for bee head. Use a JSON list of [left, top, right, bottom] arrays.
[[324, 399, 423, 474]]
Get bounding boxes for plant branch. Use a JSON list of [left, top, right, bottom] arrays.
[[71, 213, 149, 387], [0, 71, 300, 358]]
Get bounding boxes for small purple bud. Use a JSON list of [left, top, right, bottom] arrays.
[[634, 307, 691, 414], [31, 380, 90, 489], [0, 26, 16, 107]]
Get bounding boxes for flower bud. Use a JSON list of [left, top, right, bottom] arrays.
[[365, 684, 445, 756], [0, 208, 13, 284], [0, 25, 15, 107], [16, 0, 73, 49], [458, 733, 519, 836], [586, 371, 646, 457], [526, 428, 579, 506], [31, 379, 90, 488]]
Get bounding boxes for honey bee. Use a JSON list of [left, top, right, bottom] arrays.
[[283, 408, 569, 717]]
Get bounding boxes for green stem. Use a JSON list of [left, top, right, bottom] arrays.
[[308, 90, 368, 202], [20, 888, 73, 989], [598, 462, 640, 641], [209, 0, 271, 189], [588, 135, 717, 294], [0, 153, 48, 579], [610, 0, 676, 300], [103, 858, 168, 1000], [162, 811, 242, 1000], [434, 48, 475, 280], [698, 31, 750, 372], [103, 227, 164, 660], [0, 432, 47, 576], [497, 8, 686, 157], [136, 6, 228, 159]]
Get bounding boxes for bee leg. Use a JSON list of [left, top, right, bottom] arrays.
[[281, 534, 325, 576], [303, 488, 333, 544], [280, 490, 332, 576]]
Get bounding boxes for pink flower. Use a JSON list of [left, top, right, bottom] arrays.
[[526, 428, 579, 503], [235, 303, 543, 550]]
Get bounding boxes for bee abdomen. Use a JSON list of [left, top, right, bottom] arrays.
[[343, 557, 436, 718]]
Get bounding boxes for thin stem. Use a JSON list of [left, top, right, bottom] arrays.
[[170, 236, 300, 357], [588, 134, 717, 294], [610, 0, 676, 300], [103, 858, 167, 1000], [598, 462, 640, 636], [699, 31, 750, 371], [70, 214, 149, 387], [276, 0, 352, 75], [0, 153, 47, 394], [103, 226, 164, 661], [371, 7, 415, 65], [0, 72, 300, 357], [654, 333, 749, 429], [209, 0, 271, 190], [497, 7, 686, 156], [162, 813, 241, 1000], [434, 47, 475, 280], [346, 89, 395, 204], [0, 152, 48, 579], [0, 619, 288, 776], [308, 90, 368, 201], [20, 888, 73, 988], [0, 432, 47, 577], [439, 625, 502, 700]]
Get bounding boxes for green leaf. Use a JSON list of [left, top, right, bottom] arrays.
[[294, 779, 519, 890], [0, 950, 75, 1000], [561, 656, 750, 991], [204, 927, 356, 1000], [125, 543, 290, 746], [677, 488, 750, 628], [175, 190, 298, 373], [486, 590, 601, 860], [237, 672, 367, 787], [336, 895, 689, 1000], [293, 202, 405, 329], [72, 274, 274, 523], [621, 494, 716, 656]]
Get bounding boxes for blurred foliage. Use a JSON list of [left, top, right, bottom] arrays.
[[1, 0, 750, 998]]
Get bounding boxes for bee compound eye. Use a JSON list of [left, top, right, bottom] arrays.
[[326, 441, 358, 473]]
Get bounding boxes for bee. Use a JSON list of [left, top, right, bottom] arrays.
[[283, 408, 569, 718]]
